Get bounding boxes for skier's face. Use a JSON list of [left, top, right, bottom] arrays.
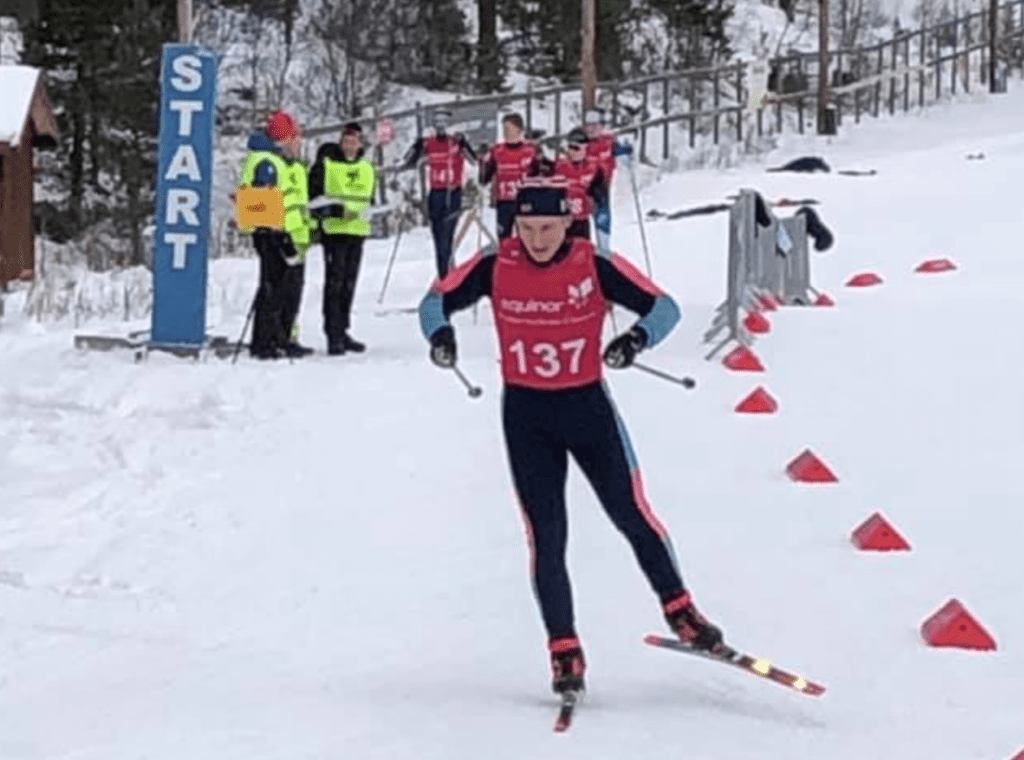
[[516, 215, 570, 263], [503, 121, 523, 143]]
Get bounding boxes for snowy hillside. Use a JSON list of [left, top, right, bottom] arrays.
[[2, 79, 1024, 760]]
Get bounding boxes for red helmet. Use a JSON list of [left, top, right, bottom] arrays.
[[266, 110, 300, 141]]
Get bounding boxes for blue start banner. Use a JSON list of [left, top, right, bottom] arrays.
[[150, 44, 217, 348]]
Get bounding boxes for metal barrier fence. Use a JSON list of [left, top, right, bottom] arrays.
[[703, 189, 822, 360]]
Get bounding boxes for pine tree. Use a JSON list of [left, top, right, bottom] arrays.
[[20, 0, 177, 266]]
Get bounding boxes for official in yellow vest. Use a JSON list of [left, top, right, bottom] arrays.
[[238, 110, 314, 359], [308, 121, 378, 355]]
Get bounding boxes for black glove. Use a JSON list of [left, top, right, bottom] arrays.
[[753, 192, 772, 228], [429, 326, 457, 368], [796, 206, 835, 251], [603, 327, 647, 369]]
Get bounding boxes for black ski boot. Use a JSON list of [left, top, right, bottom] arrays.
[[549, 636, 586, 694], [663, 591, 725, 653]]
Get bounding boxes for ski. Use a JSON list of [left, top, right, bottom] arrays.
[[374, 306, 418, 317], [553, 690, 581, 732], [643, 634, 826, 697]]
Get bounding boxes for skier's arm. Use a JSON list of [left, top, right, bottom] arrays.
[[400, 139, 424, 171], [479, 149, 497, 186], [418, 247, 497, 340], [587, 169, 609, 210], [459, 134, 478, 163], [594, 253, 680, 348]]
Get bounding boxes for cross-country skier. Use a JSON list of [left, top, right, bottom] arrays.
[[553, 127, 608, 243], [417, 180, 725, 696], [479, 112, 538, 238], [582, 108, 632, 251], [400, 108, 477, 277]]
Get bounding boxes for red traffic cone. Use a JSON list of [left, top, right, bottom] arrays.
[[851, 512, 910, 551], [846, 272, 883, 287], [743, 311, 771, 334], [722, 346, 764, 372], [915, 258, 957, 273], [785, 449, 838, 483], [735, 386, 778, 414], [921, 599, 996, 650]]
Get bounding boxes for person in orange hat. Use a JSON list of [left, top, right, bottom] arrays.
[[237, 110, 314, 359]]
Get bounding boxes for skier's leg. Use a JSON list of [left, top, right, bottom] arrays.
[[594, 199, 611, 252], [501, 386, 575, 640], [503, 386, 586, 693], [568, 382, 724, 650], [438, 188, 462, 274], [496, 201, 516, 239], [428, 190, 447, 278], [566, 383, 685, 599]]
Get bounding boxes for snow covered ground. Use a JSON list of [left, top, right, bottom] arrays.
[[2, 83, 1024, 759]]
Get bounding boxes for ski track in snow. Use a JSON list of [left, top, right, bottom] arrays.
[[2, 85, 1024, 759]]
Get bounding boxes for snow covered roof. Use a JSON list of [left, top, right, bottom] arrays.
[[0, 64, 57, 148]]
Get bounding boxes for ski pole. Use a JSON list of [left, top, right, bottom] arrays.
[[231, 287, 260, 364], [633, 361, 695, 389], [452, 365, 483, 398], [378, 216, 405, 304], [627, 159, 654, 278]]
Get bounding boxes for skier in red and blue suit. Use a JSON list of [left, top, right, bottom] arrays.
[[418, 180, 726, 696]]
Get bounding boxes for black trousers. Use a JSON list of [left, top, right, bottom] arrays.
[[502, 382, 685, 640], [251, 230, 302, 354], [495, 200, 517, 239], [428, 187, 462, 277], [322, 234, 365, 344], [281, 264, 304, 344]]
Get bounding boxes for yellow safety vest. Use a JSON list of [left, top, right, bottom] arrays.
[[238, 150, 312, 249], [321, 157, 376, 237]]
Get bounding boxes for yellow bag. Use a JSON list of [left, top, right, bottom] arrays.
[[234, 186, 285, 231]]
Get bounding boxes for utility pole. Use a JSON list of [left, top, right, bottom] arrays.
[[989, 0, 999, 92], [581, 0, 596, 111], [177, 0, 192, 43], [817, 0, 835, 134]]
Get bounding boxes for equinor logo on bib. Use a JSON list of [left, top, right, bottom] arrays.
[[500, 298, 564, 314]]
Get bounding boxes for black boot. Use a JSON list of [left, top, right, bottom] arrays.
[[250, 344, 283, 360], [327, 340, 346, 356], [663, 592, 725, 653], [284, 341, 314, 358], [549, 636, 586, 694], [342, 332, 366, 353]]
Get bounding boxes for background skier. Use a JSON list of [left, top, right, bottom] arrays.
[[400, 108, 477, 277]]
